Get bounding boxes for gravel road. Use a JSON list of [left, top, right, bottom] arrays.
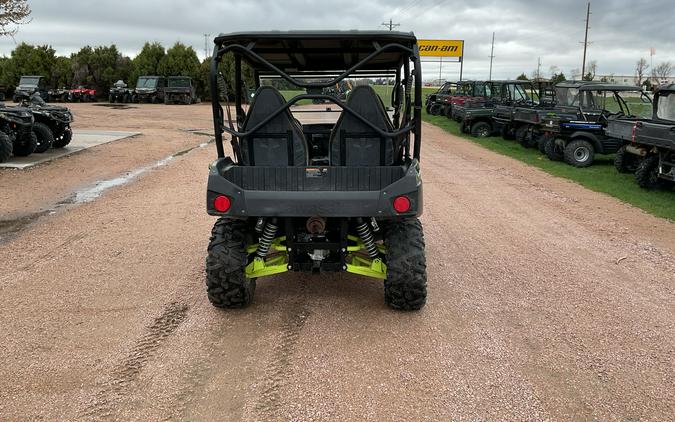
[[0, 104, 673, 421]]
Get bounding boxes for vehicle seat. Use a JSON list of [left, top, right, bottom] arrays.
[[329, 85, 396, 166], [240, 86, 308, 166]]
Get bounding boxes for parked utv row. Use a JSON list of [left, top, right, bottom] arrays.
[[108, 76, 199, 104], [0, 92, 73, 163], [7, 74, 199, 105], [427, 79, 673, 189], [12, 76, 97, 103]]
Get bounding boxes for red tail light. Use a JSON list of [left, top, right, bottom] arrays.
[[213, 195, 231, 212], [393, 196, 411, 213]]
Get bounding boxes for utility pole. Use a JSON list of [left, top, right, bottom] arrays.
[[381, 18, 400, 31], [537, 57, 542, 80], [581, 2, 591, 79], [488, 32, 495, 80], [204, 33, 210, 61]]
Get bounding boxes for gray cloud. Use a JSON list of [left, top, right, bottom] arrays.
[[0, 0, 673, 81]]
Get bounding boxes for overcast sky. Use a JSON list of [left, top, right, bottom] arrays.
[[1, 0, 673, 81]]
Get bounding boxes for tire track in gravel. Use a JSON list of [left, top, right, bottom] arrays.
[[253, 280, 311, 419], [80, 301, 190, 419]]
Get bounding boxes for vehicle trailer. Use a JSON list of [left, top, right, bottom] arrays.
[[109, 80, 133, 103], [545, 82, 653, 167], [205, 30, 427, 310], [132, 76, 166, 103], [13, 76, 50, 103], [0, 103, 35, 160], [164, 76, 199, 104], [619, 84, 675, 188], [17, 92, 74, 151]]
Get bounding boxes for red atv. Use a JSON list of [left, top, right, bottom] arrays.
[[67, 86, 97, 102]]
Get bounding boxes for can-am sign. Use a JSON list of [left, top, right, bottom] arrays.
[[418, 40, 464, 57]]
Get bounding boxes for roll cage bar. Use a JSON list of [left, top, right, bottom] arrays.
[[209, 35, 423, 163], [568, 84, 650, 119]]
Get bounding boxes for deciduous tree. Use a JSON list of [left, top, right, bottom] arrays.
[[0, 0, 30, 37], [130, 42, 165, 87], [634, 58, 649, 86]]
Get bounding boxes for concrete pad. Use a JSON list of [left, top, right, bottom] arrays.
[[0, 130, 141, 169]]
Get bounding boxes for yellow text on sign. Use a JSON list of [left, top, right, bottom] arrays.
[[418, 40, 464, 57]]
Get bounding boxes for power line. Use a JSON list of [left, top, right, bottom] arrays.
[[392, 0, 425, 18], [381, 18, 400, 31]]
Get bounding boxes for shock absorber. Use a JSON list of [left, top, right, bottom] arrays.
[[256, 219, 278, 258], [356, 218, 379, 258]]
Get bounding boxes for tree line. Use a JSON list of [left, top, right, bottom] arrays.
[[0, 41, 250, 99]]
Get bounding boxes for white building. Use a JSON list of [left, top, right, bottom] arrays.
[[593, 75, 675, 87]]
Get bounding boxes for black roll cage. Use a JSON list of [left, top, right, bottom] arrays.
[[209, 37, 423, 163]]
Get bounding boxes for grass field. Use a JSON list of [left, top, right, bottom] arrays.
[[422, 110, 675, 221]]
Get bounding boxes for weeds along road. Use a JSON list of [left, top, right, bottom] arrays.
[[0, 104, 673, 421]]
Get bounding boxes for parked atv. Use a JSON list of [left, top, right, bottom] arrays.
[[18, 92, 74, 151], [164, 76, 199, 104], [132, 76, 166, 103], [205, 31, 427, 310], [614, 84, 675, 188], [67, 86, 97, 102], [0, 103, 35, 160], [48, 87, 69, 103], [13, 75, 50, 103], [109, 80, 133, 103]]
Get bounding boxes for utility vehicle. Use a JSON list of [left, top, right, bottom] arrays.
[[17, 92, 74, 151], [544, 82, 652, 167], [0, 102, 35, 160], [13, 76, 50, 102], [445, 81, 489, 120], [205, 31, 427, 310], [492, 80, 550, 141], [132, 76, 166, 103], [109, 80, 133, 103], [455, 81, 506, 137], [614, 84, 675, 188], [164, 76, 199, 104], [425, 81, 456, 115], [509, 83, 557, 148]]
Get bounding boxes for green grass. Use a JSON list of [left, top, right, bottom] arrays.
[[423, 111, 675, 221]]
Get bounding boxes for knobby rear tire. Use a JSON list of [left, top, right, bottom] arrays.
[[205, 218, 255, 308], [384, 218, 427, 311]]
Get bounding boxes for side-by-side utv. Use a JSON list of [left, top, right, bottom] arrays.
[[205, 31, 427, 310], [614, 84, 675, 188], [544, 82, 652, 167], [425, 81, 456, 115]]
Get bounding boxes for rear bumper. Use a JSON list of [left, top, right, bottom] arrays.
[[206, 159, 423, 218]]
